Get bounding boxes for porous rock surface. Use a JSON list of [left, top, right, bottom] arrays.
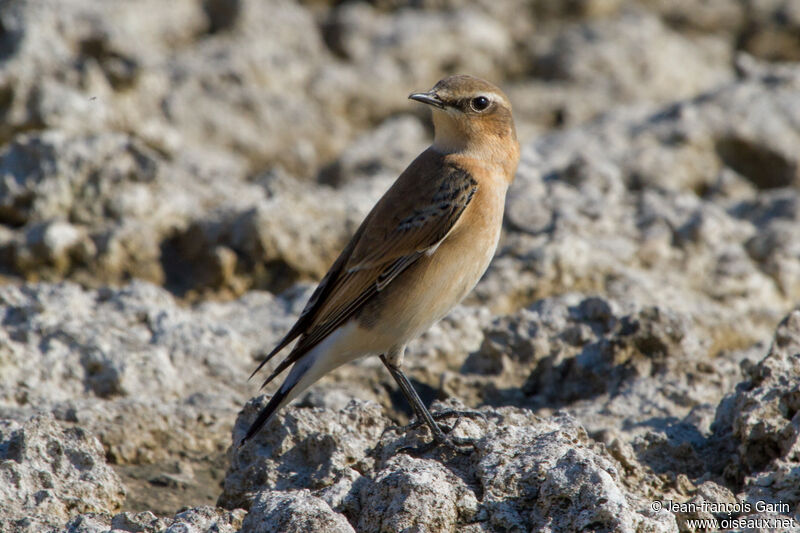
[[1, 0, 800, 531], [226, 403, 676, 532], [712, 310, 800, 509], [0, 415, 125, 532]]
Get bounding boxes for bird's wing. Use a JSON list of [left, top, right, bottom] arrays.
[[252, 153, 478, 388]]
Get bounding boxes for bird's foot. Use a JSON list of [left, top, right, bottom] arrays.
[[406, 408, 486, 430], [382, 409, 484, 436], [400, 436, 477, 456], [398, 414, 481, 456]]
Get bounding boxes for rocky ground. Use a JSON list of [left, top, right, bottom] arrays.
[[1, 0, 799, 532]]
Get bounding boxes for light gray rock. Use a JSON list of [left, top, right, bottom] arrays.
[[160, 0, 349, 176], [318, 115, 428, 186], [219, 399, 388, 511], [357, 454, 476, 533], [0, 130, 257, 288], [640, 0, 800, 62], [666, 480, 738, 531], [319, 2, 513, 125], [0, 281, 303, 464], [459, 295, 744, 438], [0, 414, 125, 528], [241, 490, 354, 533], [63, 506, 246, 533], [0, 0, 332, 176], [529, 10, 731, 101], [479, 64, 800, 352], [0, 0, 205, 143], [508, 9, 733, 138], [64, 513, 114, 533], [464, 410, 673, 532], [1, 0, 796, 311], [0, 281, 245, 405], [733, 310, 800, 472], [3, 276, 766, 530], [0, 278, 497, 525], [713, 310, 800, 514], [740, 189, 800, 298], [218, 400, 677, 532], [737, 0, 800, 61]]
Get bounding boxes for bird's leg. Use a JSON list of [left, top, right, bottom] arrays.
[[380, 353, 448, 441], [379, 351, 478, 454]]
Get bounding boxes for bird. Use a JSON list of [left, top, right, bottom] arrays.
[[242, 74, 520, 450]]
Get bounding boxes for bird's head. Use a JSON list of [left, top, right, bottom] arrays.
[[409, 75, 518, 158]]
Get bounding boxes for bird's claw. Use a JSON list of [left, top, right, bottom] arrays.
[[406, 408, 486, 430], [398, 434, 476, 456], [396, 414, 480, 456]]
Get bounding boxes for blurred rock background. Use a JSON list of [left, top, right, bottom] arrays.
[[0, 0, 799, 531]]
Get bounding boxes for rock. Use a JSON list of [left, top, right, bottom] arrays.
[[460, 409, 665, 532], [737, 0, 800, 61], [241, 490, 354, 533], [0, 0, 797, 308], [63, 507, 246, 533], [0, 130, 259, 289], [646, 0, 800, 62], [63, 513, 114, 533], [479, 64, 800, 349], [1, 0, 797, 309], [0, 414, 125, 528], [0, 278, 482, 512], [319, 2, 513, 125], [171, 168, 390, 295], [741, 189, 800, 297], [712, 310, 800, 513], [161, 0, 349, 176], [219, 402, 677, 532], [459, 295, 742, 435], [0, 281, 305, 464], [0, 280, 310, 520], [1, 281, 240, 405], [219, 399, 388, 511], [13, 220, 86, 276], [357, 454, 476, 533], [317, 115, 428, 186], [508, 10, 733, 138], [0, 0, 205, 142], [531, 11, 731, 100], [450, 293, 771, 507]]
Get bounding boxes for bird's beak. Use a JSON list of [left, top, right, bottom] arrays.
[[409, 91, 445, 109]]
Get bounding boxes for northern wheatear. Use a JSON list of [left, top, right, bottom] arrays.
[[243, 75, 520, 450]]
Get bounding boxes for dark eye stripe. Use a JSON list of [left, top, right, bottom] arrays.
[[453, 98, 471, 110]]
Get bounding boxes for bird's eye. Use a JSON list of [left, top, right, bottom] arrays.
[[470, 96, 490, 112]]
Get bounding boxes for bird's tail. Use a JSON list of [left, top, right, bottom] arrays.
[[241, 385, 292, 443], [239, 324, 358, 444], [240, 361, 309, 444], [240, 352, 316, 444]]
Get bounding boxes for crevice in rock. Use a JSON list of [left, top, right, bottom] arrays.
[[202, 0, 241, 35], [715, 136, 799, 190]]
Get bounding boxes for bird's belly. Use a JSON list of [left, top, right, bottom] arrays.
[[358, 222, 500, 350]]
